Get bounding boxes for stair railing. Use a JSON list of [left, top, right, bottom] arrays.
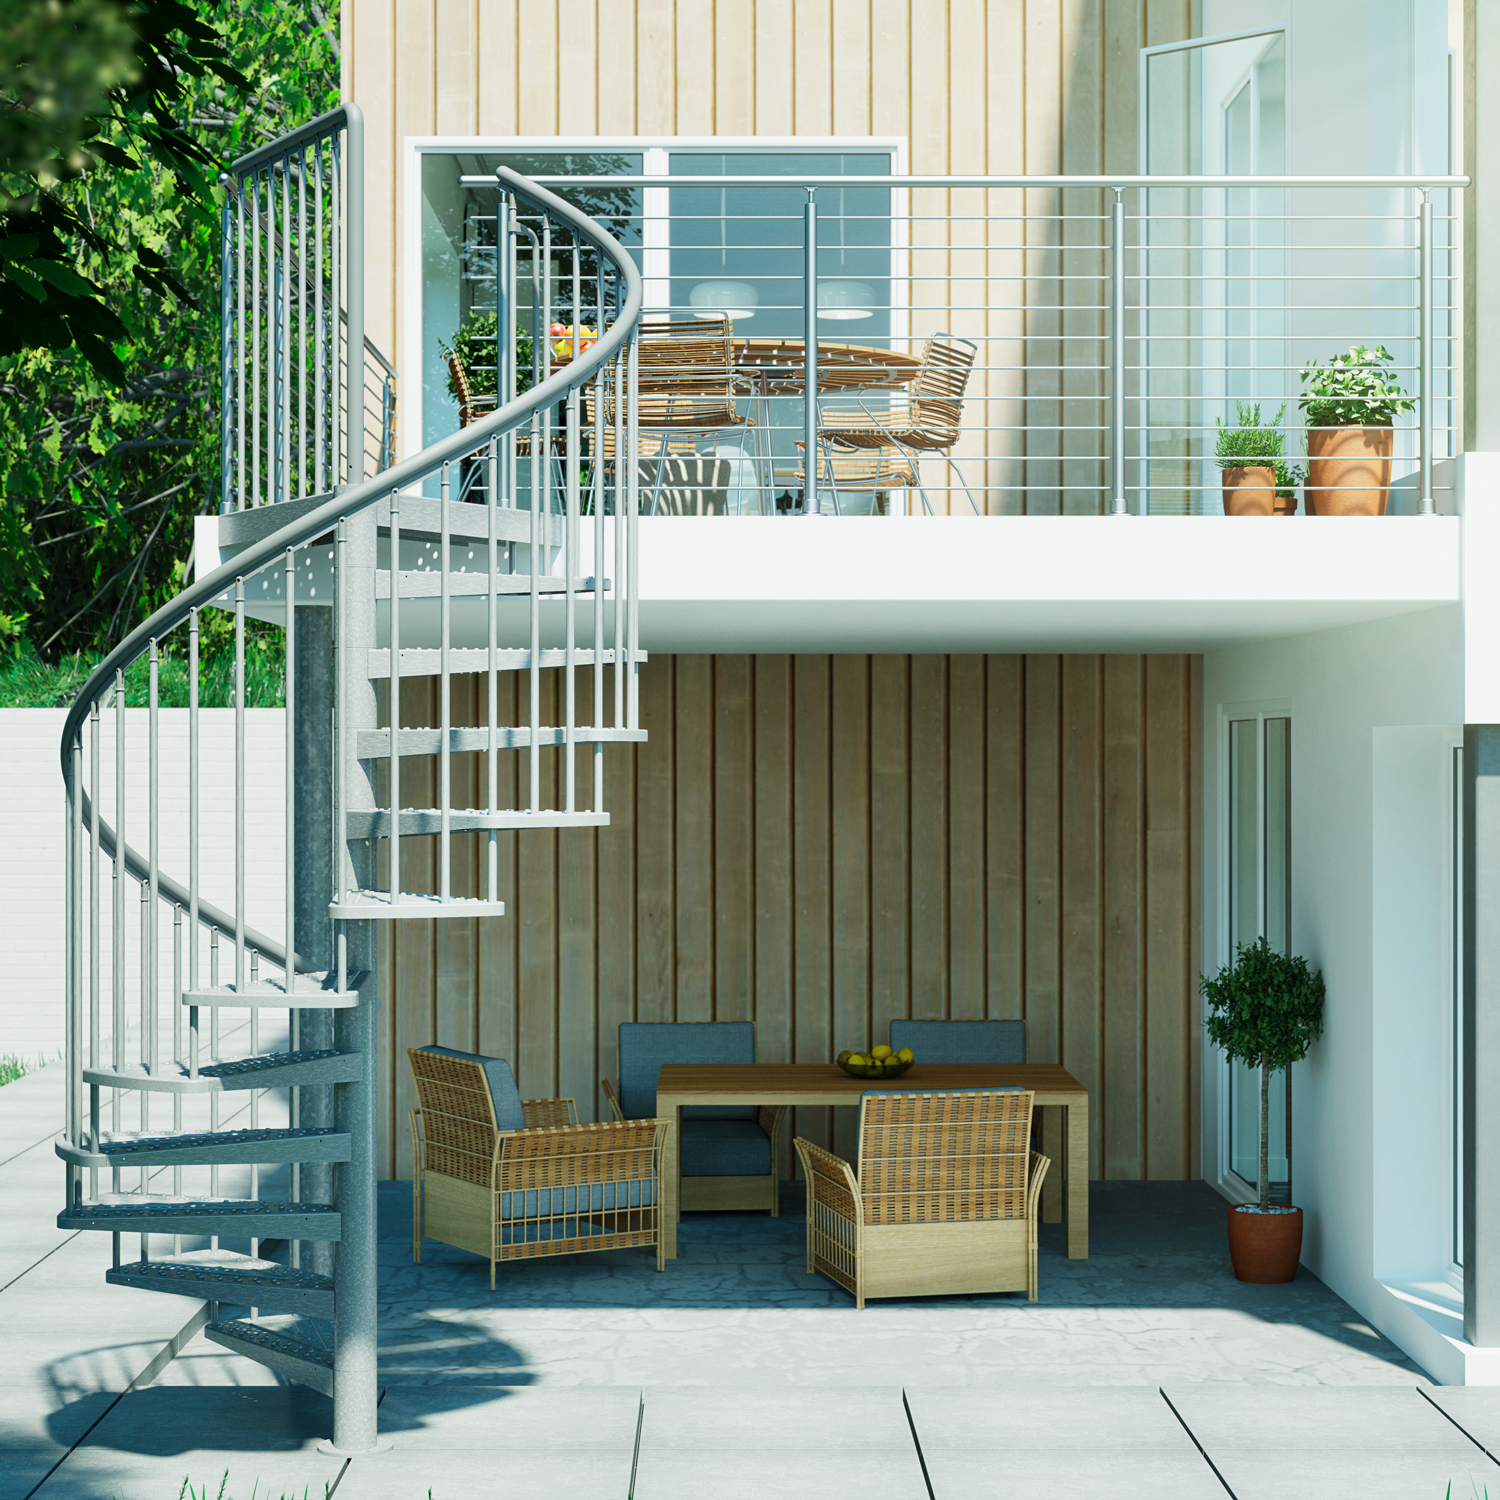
[[59, 156, 644, 1456]]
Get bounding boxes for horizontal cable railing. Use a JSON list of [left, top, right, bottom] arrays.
[[452, 170, 1466, 517]]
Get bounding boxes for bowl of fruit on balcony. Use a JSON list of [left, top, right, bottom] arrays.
[[836, 1046, 915, 1080]]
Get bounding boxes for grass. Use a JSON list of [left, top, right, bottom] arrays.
[[0, 640, 284, 709], [164, 1477, 334, 1500], [0, 1054, 36, 1087]]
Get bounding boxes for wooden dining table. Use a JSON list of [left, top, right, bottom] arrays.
[[654, 1062, 1091, 1261]]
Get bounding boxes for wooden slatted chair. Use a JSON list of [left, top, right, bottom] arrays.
[[408, 1045, 665, 1287], [601, 1022, 786, 1214], [794, 1088, 1049, 1308], [815, 332, 980, 514]]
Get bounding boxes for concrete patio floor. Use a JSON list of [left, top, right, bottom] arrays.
[[8, 1058, 1500, 1498]]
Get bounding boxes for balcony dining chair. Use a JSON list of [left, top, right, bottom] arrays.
[[888, 1018, 1027, 1064], [407, 1045, 666, 1287], [815, 332, 980, 516], [445, 349, 561, 501], [783, 450, 918, 515], [601, 1021, 786, 1214], [795, 1088, 1049, 1308]]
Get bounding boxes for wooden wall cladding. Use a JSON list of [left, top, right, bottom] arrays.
[[377, 653, 1201, 1183]]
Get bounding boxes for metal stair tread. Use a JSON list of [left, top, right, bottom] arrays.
[[328, 888, 507, 919], [346, 807, 610, 836], [64, 1196, 339, 1217], [375, 570, 606, 599], [109, 1251, 334, 1301], [366, 645, 646, 679], [357, 724, 649, 756], [56, 1125, 350, 1170], [182, 972, 360, 1009], [206, 1319, 334, 1396], [82, 1049, 359, 1093]]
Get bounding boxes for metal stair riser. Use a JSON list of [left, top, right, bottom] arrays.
[[55, 1127, 352, 1171], [58, 1204, 342, 1239], [108, 1263, 334, 1318], [206, 1321, 333, 1397], [81, 1051, 366, 1094]]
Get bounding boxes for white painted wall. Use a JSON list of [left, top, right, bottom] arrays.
[[0, 709, 287, 1063], [1199, 604, 1498, 1382]]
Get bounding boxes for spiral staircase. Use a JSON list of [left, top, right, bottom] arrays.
[[53, 104, 646, 1454]]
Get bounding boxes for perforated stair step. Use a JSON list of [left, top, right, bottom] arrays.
[[57, 1197, 341, 1239], [181, 971, 363, 1009], [109, 1250, 334, 1317], [81, 1049, 362, 1093], [56, 1125, 350, 1170], [206, 1318, 334, 1396]]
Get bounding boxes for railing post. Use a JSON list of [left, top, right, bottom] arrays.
[[1420, 187, 1435, 516], [804, 189, 819, 516], [344, 103, 365, 487], [1111, 186, 1128, 516], [219, 179, 235, 514]]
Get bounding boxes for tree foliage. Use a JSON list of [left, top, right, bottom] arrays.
[[0, 0, 339, 670]]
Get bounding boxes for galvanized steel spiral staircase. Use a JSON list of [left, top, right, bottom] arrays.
[[54, 104, 646, 1454]]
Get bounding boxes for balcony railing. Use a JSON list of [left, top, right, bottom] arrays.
[[452, 170, 1465, 517]]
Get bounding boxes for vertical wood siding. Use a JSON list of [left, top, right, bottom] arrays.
[[343, 0, 1196, 512], [376, 653, 1201, 1182]]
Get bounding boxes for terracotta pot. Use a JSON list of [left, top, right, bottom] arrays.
[[1227, 1203, 1303, 1283], [1221, 466, 1287, 516], [1305, 425, 1393, 515]]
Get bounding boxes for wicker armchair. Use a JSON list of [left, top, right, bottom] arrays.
[[794, 1088, 1049, 1308], [408, 1045, 665, 1287], [601, 1021, 786, 1214]]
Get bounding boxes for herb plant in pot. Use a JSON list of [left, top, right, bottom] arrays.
[[1298, 344, 1414, 515], [1202, 936, 1325, 1283], [1215, 402, 1305, 516]]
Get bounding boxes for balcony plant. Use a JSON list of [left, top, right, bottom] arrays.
[[1214, 402, 1305, 516], [438, 310, 536, 407], [1298, 344, 1414, 515], [1202, 936, 1325, 1283]]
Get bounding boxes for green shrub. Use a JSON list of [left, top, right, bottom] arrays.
[[438, 310, 536, 401], [1298, 343, 1415, 428]]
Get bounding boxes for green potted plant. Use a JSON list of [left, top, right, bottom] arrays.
[[1214, 402, 1305, 516], [1202, 936, 1325, 1283], [437, 310, 536, 413], [1298, 343, 1414, 515]]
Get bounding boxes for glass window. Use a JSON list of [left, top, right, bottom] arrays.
[[1453, 743, 1465, 1271], [1227, 714, 1292, 1197]]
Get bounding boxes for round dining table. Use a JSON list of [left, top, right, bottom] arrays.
[[731, 336, 921, 394]]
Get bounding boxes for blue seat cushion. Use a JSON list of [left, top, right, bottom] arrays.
[[414, 1045, 526, 1132], [681, 1118, 772, 1177], [500, 1179, 656, 1220], [887, 1019, 1027, 1065], [618, 1021, 757, 1122]]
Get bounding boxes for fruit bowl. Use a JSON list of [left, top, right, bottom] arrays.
[[836, 1049, 914, 1080]]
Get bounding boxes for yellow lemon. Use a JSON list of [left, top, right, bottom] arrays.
[[896, 1048, 914, 1064], [836, 1050, 853, 1066], [871, 1045, 893, 1060], [849, 1053, 869, 1067]]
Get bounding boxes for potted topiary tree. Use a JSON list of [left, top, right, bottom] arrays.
[[1298, 344, 1414, 515], [1202, 936, 1325, 1283], [1215, 401, 1305, 516]]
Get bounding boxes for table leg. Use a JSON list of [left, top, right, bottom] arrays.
[[660, 1099, 680, 1259], [1041, 1107, 1063, 1224], [1065, 1096, 1090, 1259]]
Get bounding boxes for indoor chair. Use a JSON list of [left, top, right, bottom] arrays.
[[601, 1021, 785, 1214], [795, 1087, 1049, 1307], [888, 1017, 1027, 1064], [408, 1044, 665, 1287]]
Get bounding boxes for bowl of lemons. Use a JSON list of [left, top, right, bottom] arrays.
[[836, 1045, 915, 1080]]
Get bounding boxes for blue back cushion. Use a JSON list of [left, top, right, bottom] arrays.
[[415, 1045, 526, 1132], [887, 1019, 1027, 1065], [618, 1022, 756, 1121]]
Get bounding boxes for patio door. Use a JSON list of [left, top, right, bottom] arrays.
[[1226, 713, 1292, 1197]]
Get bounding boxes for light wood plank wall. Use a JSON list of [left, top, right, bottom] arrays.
[[375, 653, 1201, 1182], [344, 0, 1199, 513]]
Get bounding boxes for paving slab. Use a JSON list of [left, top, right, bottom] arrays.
[[633, 1448, 926, 1500], [919, 1448, 1227, 1500], [336, 1450, 631, 1500], [1207, 1447, 1500, 1500], [1422, 1387, 1500, 1456]]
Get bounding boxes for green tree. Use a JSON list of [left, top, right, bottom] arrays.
[[1202, 937, 1325, 1208], [0, 1, 338, 675]]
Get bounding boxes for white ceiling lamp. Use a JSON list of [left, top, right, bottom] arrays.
[[690, 279, 758, 320], [817, 279, 875, 320]]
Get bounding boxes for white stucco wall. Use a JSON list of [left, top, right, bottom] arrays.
[[0, 709, 287, 1064], [1200, 603, 1489, 1381]]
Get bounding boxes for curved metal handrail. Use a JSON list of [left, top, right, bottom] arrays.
[[62, 162, 644, 963]]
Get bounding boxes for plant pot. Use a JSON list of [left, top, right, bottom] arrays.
[[1305, 425, 1393, 515], [1221, 466, 1286, 516], [1227, 1203, 1303, 1283]]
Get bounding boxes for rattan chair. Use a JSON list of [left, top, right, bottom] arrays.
[[816, 332, 980, 515], [408, 1045, 665, 1287], [601, 1021, 786, 1214], [795, 1087, 1049, 1308]]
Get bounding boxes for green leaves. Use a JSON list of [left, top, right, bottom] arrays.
[[1298, 344, 1415, 429], [1202, 937, 1325, 1074], [438, 309, 536, 401]]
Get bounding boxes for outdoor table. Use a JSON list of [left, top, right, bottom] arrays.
[[654, 1062, 1091, 1261], [730, 337, 922, 394]]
